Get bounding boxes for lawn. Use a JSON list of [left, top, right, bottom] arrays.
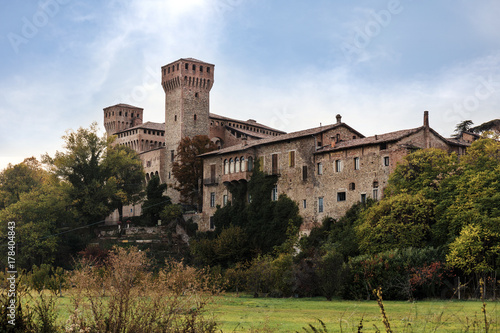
[[51, 292, 499, 332], [212, 294, 500, 332]]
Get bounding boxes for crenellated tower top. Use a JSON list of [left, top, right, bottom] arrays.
[[161, 58, 214, 93]]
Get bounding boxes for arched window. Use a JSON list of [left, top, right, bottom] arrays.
[[247, 157, 254, 171], [235, 158, 240, 173], [146, 173, 150, 182], [229, 158, 234, 173], [224, 159, 229, 174], [241, 156, 246, 172]]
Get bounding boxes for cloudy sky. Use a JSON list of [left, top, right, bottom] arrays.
[[1, 0, 499, 170]]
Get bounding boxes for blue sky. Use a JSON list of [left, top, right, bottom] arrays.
[[1, 0, 499, 170]]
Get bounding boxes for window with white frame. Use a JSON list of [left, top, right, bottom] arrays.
[[354, 157, 360, 170]]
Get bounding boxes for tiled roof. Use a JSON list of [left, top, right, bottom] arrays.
[[317, 127, 422, 153], [104, 103, 143, 109], [116, 121, 165, 133], [201, 122, 363, 157], [226, 126, 272, 139], [163, 58, 215, 67], [209, 113, 287, 134]]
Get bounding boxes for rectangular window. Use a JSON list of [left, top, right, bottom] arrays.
[[272, 153, 279, 175], [289, 151, 295, 167], [318, 197, 324, 213], [317, 162, 323, 175], [302, 165, 308, 180], [209, 216, 215, 230], [384, 156, 390, 166], [170, 150, 175, 162], [354, 157, 360, 170], [223, 195, 228, 206], [373, 188, 379, 201], [360, 193, 367, 204], [271, 185, 278, 201], [380, 143, 387, 150], [210, 164, 216, 183], [335, 160, 342, 172], [210, 192, 215, 208], [337, 192, 346, 202], [303, 199, 307, 209]]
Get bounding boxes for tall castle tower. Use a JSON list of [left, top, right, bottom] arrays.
[[161, 58, 215, 202], [103, 104, 144, 137]]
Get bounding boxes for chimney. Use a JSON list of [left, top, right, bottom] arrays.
[[375, 134, 378, 140], [424, 111, 429, 128], [336, 114, 342, 124]]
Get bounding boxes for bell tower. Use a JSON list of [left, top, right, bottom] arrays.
[[161, 58, 215, 202]]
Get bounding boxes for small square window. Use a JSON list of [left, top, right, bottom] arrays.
[[361, 193, 367, 203], [337, 192, 346, 202], [384, 156, 390, 166]]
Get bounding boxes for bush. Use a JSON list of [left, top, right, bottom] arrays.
[[68, 246, 220, 332]]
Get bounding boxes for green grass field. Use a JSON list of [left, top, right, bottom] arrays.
[[50, 292, 500, 332], [212, 294, 499, 332]]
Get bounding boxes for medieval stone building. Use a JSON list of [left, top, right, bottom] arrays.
[[104, 58, 470, 230]]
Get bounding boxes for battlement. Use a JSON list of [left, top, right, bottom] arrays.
[[161, 58, 214, 92]]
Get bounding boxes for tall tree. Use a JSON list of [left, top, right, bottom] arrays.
[[142, 174, 170, 225], [172, 135, 217, 211], [452, 119, 474, 139], [104, 144, 145, 222], [43, 122, 144, 226]]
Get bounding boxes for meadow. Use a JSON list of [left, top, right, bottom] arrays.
[[51, 292, 499, 332]]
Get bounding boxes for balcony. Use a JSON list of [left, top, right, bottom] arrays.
[[203, 177, 219, 186], [221, 171, 253, 183]]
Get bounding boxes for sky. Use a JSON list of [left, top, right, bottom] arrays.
[[1, 0, 499, 170]]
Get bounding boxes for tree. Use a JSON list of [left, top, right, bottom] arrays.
[[356, 193, 435, 254], [172, 135, 217, 211], [43, 123, 144, 226], [104, 144, 145, 222], [446, 223, 500, 276], [386, 148, 458, 198], [142, 175, 170, 225], [0, 181, 78, 269], [0, 157, 48, 209], [452, 120, 474, 138]]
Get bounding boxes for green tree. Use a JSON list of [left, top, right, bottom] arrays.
[[0, 181, 78, 269], [446, 224, 500, 276], [386, 148, 458, 198], [43, 123, 144, 226], [452, 119, 474, 138], [142, 175, 170, 225], [356, 193, 435, 254], [105, 144, 145, 222], [0, 157, 48, 209], [172, 135, 217, 211]]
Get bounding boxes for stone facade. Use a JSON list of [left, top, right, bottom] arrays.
[[104, 58, 471, 231], [199, 112, 470, 232]]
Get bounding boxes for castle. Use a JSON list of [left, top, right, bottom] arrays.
[[103, 58, 470, 231]]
